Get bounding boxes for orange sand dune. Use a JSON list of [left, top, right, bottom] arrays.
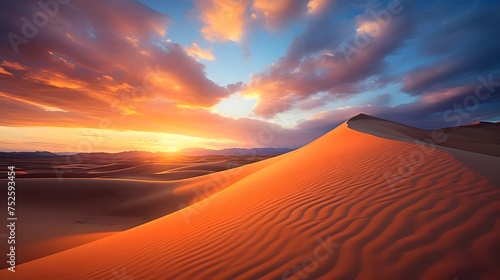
[[2, 115, 500, 279]]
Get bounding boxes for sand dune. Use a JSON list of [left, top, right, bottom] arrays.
[[5, 154, 272, 180], [2, 114, 500, 279], [0, 155, 281, 268]]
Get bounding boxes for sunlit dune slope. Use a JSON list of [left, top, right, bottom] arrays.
[[3, 115, 500, 279]]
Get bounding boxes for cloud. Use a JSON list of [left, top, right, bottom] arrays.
[[1, 60, 27, 71], [195, 0, 249, 42], [307, 0, 329, 14], [250, 0, 308, 28], [245, 0, 417, 117], [194, 0, 327, 43], [402, 4, 500, 95], [0, 67, 13, 76], [185, 43, 216, 61], [234, 1, 500, 136], [0, 90, 317, 149], [296, 79, 500, 137], [0, 0, 233, 111]]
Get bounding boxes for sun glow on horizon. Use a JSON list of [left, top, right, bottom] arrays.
[[0, 126, 238, 153]]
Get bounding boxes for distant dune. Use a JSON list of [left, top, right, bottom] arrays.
[[1, 114, 499, 279], [2, 153, 274, 180]]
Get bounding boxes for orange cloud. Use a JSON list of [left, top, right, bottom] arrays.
[[1, 60, 28, 71], [195, 0, 248, 42], [307, 0, 328, 14], [0, 67, 13, 76], [101, 75, 114, 81], [0, 92, 66, 112], [56, 56, 76, 69], [195, 0, 318, 42], [185, 43, 216, 61], [356, 20, 383, 37], [251, 0, 307, 28], [29, 70, 86, 90], [3, 2, 229, 108]]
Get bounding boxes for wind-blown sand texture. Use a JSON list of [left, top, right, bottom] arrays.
[[1, 114, 499, 279]]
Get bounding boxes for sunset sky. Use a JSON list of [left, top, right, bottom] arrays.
[[0, 0, 499, 152]]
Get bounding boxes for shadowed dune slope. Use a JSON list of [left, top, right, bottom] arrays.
[[348, 113, 500, 187], [3, 117, 500, 279], [348, 113, 500, 157]]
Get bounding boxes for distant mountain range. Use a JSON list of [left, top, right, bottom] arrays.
[[0, 148, 293, 158], [0, 151, 61, 158], [178, 147, 293, 156]]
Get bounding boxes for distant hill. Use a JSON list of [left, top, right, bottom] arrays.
[[178, 147, 293, 156], [76, 148, 293, 158], [0, 151, 61, 158], [0, 148, 293, 159], [75, 151, 160, 159]]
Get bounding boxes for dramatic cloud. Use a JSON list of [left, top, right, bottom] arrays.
[[245, 0, 417, 117], [402, 4, 500, 95], [0, 0, 235, 115], [185, 43, 216, 61], [250, 0, 308, 28], [194, 0, 326, 43]]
